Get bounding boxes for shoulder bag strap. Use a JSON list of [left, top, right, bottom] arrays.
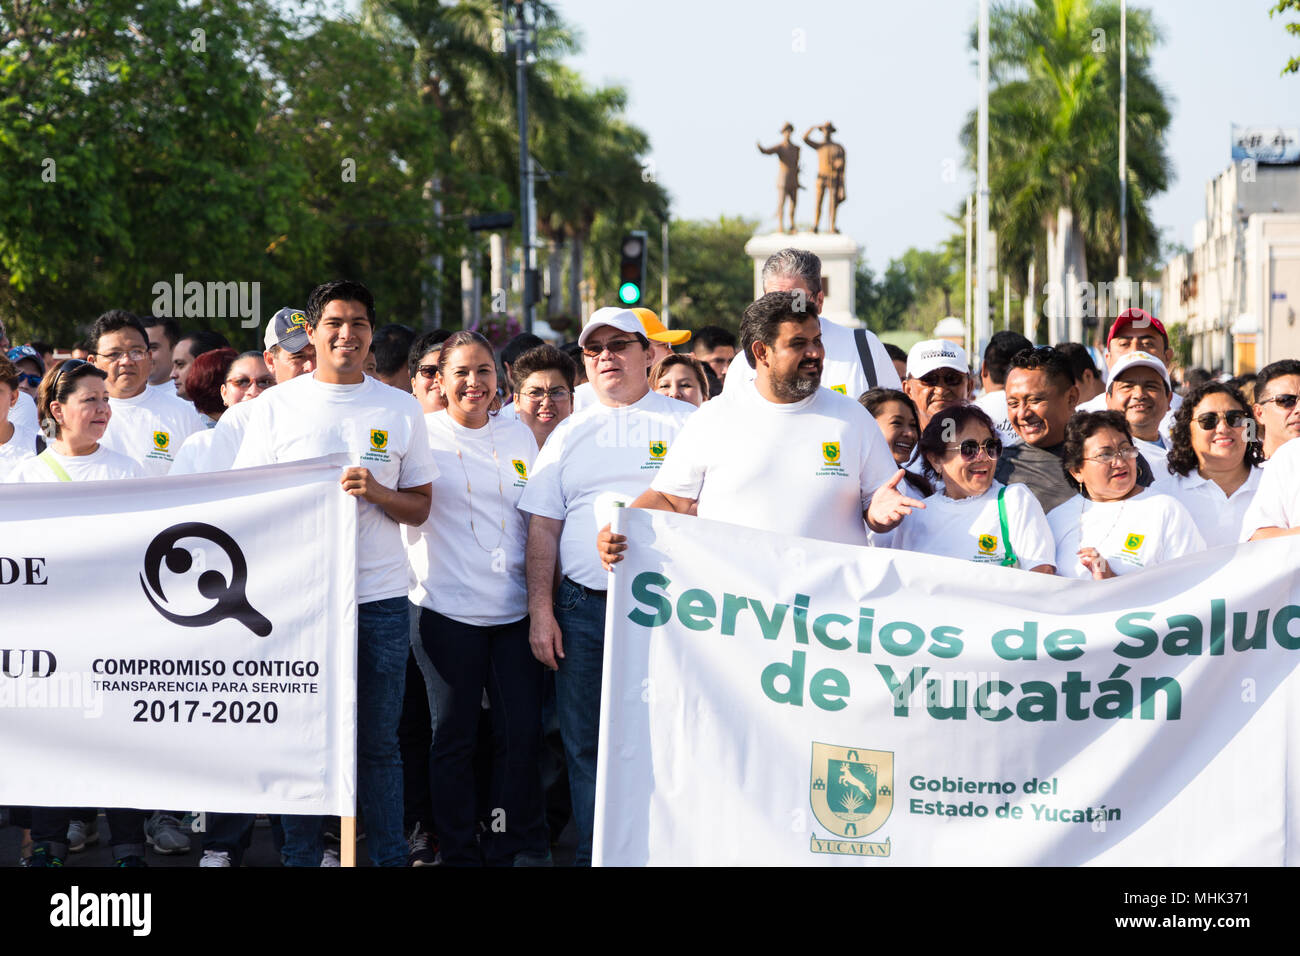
[[998, 485, 1018, 568], [852, 328, 879, 390], [38, 450, 73, 482]]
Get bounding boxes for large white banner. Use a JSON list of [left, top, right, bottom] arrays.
[[0, 456, 357, 816], [595, 509, 1300, 865]]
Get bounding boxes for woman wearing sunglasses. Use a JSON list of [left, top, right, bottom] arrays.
[[893, 404, 1055, 572], [1048, 411, 1204, 580], [1150, 382, 1262, 547], [6, 360, 144, 484]]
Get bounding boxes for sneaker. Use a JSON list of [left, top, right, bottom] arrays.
[[67, 818, 99, 853], [199, 849, 232, 868], [144, 811, 192, 855], [406, 824, 439, 867], [114, 855, 147, 867], [27, 847, 63, 868], [321, 848, 340, 867]]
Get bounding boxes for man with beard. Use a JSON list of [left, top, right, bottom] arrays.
[[597, 291, 918, 554]]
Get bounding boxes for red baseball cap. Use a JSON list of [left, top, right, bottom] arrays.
[[1106, 308, 1167, 348]]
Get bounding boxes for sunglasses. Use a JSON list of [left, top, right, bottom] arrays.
[[1258, 393, 1299, 411], [1194, 410, 1250, 430], [416, 365, 438, 379], [947, 438, 1002, 461], [226, 376, 275, 390], [920, 370, 966, 389], [581, 339, 639, 358], [16, 372, 40, 388]]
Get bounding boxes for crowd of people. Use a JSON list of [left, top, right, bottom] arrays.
[[3, 245, 1299, 868]]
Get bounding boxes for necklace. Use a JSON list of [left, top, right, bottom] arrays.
[[454, 415, 507, 554]]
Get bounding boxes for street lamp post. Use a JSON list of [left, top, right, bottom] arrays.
[[513, 0, 536, 332]]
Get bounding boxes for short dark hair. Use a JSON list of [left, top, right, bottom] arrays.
[[307, 279, 376, 328], [1061, 410, 1133, 497], [371, 324, 416, 378], [1166, 381, 1261, 478], [883, 343, 908, 365], [1255, 359, 1300, 399], [692, 325, 737, 353], [28, 340, 54, 359], [1182, 367, 1214, 392], [917, 403, 996, 481], [739, 291, 819, 369], [89, 310, 149, 352], [140, 315, 182, 349], [511, 343, 578, 393], [982, 331, 1033, 386], [501, 333, 545, 369], [407, 329, 452, 379], [186, 347, 238, 417], [180, 330, 231, 360], [1054, 342, 1098, 385], [38, 360, 108, 438], [1008, 346, 1075, 393]]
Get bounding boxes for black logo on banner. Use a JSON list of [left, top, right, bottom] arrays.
[[140, 523, 272, 637]]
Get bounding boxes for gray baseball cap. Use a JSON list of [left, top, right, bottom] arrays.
[[264, 307, 311, 353]]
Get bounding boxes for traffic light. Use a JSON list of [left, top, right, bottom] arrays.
[[618, 231, 648, 305]]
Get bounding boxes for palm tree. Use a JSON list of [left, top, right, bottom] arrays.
[[962, 0, 1172, 341]]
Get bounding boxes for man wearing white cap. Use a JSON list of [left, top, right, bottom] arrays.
[[571, 307, 691, 412], [903, 339, 970, 431], [1105, 351, 1172, 472], [518, 306, 693, 866]]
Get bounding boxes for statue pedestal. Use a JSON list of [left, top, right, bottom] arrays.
[[743, 231, 863, 329]]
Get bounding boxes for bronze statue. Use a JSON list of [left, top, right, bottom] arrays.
[[757, 123, 801, 234], [803, 122, 846, 233]]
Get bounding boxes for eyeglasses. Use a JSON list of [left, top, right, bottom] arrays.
[[581, 339, 639, 358], [1258, 393, 1299, 411], [96, 348, 147, 364], [16, 372, 40, 388], [1194, 410, 1250, 430], [416, 365, 438, 379], [520, 386, 571, 402], [226, 376, 275, 390], [1084, 445, 1140, 465], [947, 438, 1002, 461], [919, 370, 966, 389]]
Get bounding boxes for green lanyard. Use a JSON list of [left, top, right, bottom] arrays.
[[997, 486, 1018, 568], [38, 450, 73, 482]]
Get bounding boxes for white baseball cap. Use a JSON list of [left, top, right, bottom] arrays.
[[1106, 350, 1170, 391], [907, 339, 968, 379], [577, 307, 644, 347]]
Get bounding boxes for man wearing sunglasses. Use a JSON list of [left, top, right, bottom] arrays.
[[1252, 359, 1300, 460], [903, 339, 971, 432], [519, 306, 694, 866], [1104, 352, 1173, 472], [6, 345, 44, 399]]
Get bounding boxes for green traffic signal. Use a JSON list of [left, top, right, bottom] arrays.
[[618, 281, 641, 305]]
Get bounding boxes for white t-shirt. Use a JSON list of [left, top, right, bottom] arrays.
[[150, 379, 179, 398], [651, 385, 896, 547], [1077, 389, 1180, 443], [168, 427, 218, 477], [184, 399, 258, 475], [0, 423, 39, 481], [496, 400, 519, 421], [1047, 487, 1205, 578], [1134, 435, 1168, 473], [866, 473, 929, 548], [724, 318, 901, 400], [100, 387, 205, 476], [10, 390, 38, 433], [893, 481, 1055, 569], [1240, 437, 1300, 539], [972, 389, 1023, 448], [1150, 468, 1261, 549], [519, 389, 694, 590], [6, 445, 145, 483], [233, 374, 438, 603], [572, 381, 596, 413], [407, 411, 536, 626]]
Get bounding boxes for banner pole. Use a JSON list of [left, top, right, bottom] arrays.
[[340, 816, 356, 867]]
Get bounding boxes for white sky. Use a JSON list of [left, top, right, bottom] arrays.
[[553, 0, 1299, 271]]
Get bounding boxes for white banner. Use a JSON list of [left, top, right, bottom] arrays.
[[0, 456, 357, 816], [595, 509, 1300, 865]]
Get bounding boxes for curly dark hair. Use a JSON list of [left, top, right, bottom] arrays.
[[1061, 410, 1133, 497], [917, 402, 997, 482], [1165, 381, 1262, 478]]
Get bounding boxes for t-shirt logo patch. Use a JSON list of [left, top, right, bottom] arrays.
[[822, 442, 841, 464], [830, 384, 847, 395], [649, 441, 667, 460], [978, 534, 998, 554], [152, 431, 170, 451], [370, 429, 388, 452], [1122, 533, 1145, 554], [512, 459, 528, 479]]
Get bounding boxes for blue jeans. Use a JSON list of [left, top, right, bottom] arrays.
[[551, 577, 607, 867], [282, 596, 409, 867], [418, 608, 547, 865]]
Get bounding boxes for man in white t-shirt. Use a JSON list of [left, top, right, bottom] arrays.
[[904, 338, 970, 430], [89, 310, 204, 475], [1075, 309, 1180, 438], [597, 291, 916, 555], [972, 331, 1031, 448], [234, 279, 436, 868], [1243, 436, 1300, 540], [142, 315, 182, 396], [724, 247, 900, 399], [518, 306, 693, 866], [1105, 351, 1172, 472]]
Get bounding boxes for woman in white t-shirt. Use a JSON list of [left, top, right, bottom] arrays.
[[893, 403, 1054, 572], [859, 388, 933, 547], [7, 360, 144, 483], [407, 331, 548, 866], [1150, 381, 1262, 548], [1048, 410, 1205, 579]]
